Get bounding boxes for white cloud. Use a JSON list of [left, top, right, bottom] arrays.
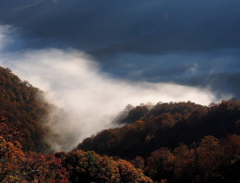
[[0, 48, 226, 149], [0, 24, 231, 151], [189, 63, 198, 72]]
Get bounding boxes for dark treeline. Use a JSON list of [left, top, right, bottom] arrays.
[[77, 99, 240, 159], [140, 134, 240, 183]]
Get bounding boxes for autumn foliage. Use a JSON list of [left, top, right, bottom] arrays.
[[0, 66, 64, 152], [77, 99, 240, 159], [54, 150, 152, 183], [2, 66, 240, 182], [143, 134, 240, 182]]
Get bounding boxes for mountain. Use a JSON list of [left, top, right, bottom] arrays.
[[76, 99, 240, 182], [77, 99, 240, 159], [0, 66, 62, 153], [2, 66, 240, 182], [0, 66, 153, 182]]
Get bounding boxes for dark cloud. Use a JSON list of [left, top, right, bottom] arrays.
[[95, 50, 240, 99], [98, 50, 240, 80], [0, 0, 240, 100], [1, 0, 240, 52]]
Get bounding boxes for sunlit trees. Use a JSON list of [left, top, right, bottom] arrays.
[[19, 152, 69, 183], [0, 136, 25, 182], [0, 66, 64, 153], [55, 150, 152, 183]]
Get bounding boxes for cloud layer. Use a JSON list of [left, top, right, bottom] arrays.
[[1, 0, 240, 52], [0, 25, 230, 150], [99, 50, 240, 82]]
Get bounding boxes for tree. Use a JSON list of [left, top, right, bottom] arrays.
[[196, 136, 222, 180], [0, 136, 25, 182], [145, 148, 176, 182]]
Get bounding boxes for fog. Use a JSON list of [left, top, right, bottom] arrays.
[[0, 25, 231, 150]]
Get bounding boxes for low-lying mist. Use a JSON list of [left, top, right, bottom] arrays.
[[0, 48, 231, 151], [0, 24, 232, 151]]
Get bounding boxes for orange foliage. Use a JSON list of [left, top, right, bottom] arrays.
[[0, 136, 25, 182]]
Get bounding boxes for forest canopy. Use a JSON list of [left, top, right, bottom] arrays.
[[1, 65, 240, 182], [0, 66, 65, 153]]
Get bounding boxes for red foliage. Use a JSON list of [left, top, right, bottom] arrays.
[[0, 111, 23, 143], [19, 152, 69, 182]]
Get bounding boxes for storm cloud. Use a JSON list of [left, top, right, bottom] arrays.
[[0, 0, 240, 52], [1, 1, 240, 85]]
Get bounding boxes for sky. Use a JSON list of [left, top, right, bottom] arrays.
[[0, 0, 239, 150]]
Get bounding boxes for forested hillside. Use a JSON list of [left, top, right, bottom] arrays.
[[2, 65, 240, 182], [0, 66, 153, 182], [0, 106, 152, 182], [77, 99, 240, 159], [0, 66, 64, 152], [76, 99, 240, 182]]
